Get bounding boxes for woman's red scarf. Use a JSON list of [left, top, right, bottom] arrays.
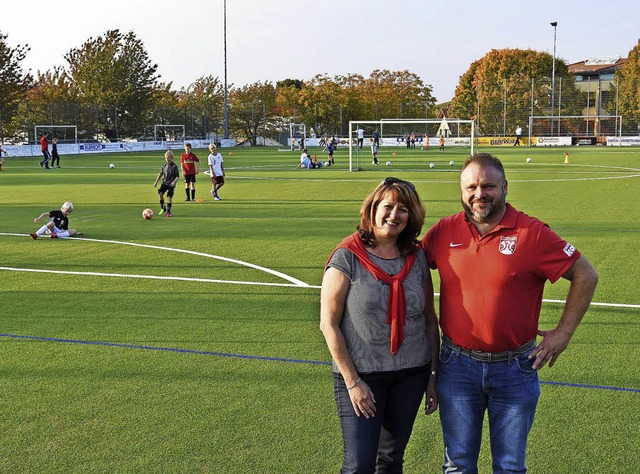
[[327, 232, 417, 355]]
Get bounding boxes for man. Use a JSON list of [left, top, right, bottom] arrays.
[[422, 153, 598, 473], [373, 129, 381, 147], [514, 124, 523, 146], [39, 132, 52, 169], [207, 143, 225, 200], [31, 202, 81, 239], [356, 127, 364, 149], [180, 143, 200, 201], [153, 150, 180, 217]]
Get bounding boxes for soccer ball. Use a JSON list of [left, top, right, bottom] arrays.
[[142, 208, 154, 220], [109, 163, 115, 168], [449, 160, 455, 166], [386, 161, 392, 166], [429, 162, 436, 169], [526, 157, 532, 163], [323, 161, 330, 167]]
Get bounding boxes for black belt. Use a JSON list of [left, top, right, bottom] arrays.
[[442, 335, 536, 363]]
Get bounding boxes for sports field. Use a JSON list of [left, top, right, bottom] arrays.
[[1, 144, 639, 473]]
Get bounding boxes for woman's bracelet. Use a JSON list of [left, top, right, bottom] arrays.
[[346, 377, 362, 390]]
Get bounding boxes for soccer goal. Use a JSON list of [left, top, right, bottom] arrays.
[[528, 115, 623, 144], [34, 125, 78, 144], [348, 119, 475, 172], [153, 124, 186, 145], [289, 123, 306, 150]]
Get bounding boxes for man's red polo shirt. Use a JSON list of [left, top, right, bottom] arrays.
[[422, 203, 580, 352]]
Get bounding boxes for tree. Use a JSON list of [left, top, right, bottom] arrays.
[[449, 48, 580, 135], [229, 81, 276, 145], [178, 76, 225, 139], [64, 29, 159, 140], [0, 31, 31, 142], [614, 39, 640, 131], [20, 68, 77, 142]]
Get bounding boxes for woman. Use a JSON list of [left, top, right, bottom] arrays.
[[320, 177, 440, 473]]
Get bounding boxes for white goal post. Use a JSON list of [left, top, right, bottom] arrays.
[[34, 125, 78, 143], [348, 119, 475, 172]]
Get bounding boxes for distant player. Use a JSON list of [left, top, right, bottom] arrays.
[[154, 150, 180, 217], [51, 138, 61, 168], [296, 148, 312, 169], [370, 138, 379, 165], [207, 144, 225, 200], [356, 127, 364, 149], [328, 140, 335, 165], [373, 129, 381, 146], [30, 202, 82, 239], [39, 131, 51, 169], [513, 124, 523, 146], [0, 143, 7, 171], [180, 143, 200, 201]]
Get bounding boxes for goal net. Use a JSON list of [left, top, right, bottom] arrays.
[[528, 115, 623, 141], [289, 123, 306, 150], [34, 125, 78, 144], [348, 119, 475, 172], [154, 124, 186, 147]]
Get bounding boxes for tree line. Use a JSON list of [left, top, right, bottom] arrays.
[[1, 29, 638, 144]]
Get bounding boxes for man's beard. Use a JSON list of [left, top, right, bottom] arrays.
[[461, 192, 506, 223]]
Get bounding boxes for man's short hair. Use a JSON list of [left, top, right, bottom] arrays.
[[462, 153, 506, 181]]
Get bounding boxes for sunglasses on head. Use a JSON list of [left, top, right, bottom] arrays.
[[384, 177, 416, 191]]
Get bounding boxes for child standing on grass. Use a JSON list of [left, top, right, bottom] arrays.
[[180, 143, 200, 201], [207, 144, 225, 200], [51, 138, 61, 168], [153, 150, 180, 217]]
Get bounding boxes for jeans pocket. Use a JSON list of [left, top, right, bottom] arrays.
[[514, 350, 537, 376], [440, 343, 455, 365]]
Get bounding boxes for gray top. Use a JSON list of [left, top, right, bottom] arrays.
[[327, 247, 431, 373]]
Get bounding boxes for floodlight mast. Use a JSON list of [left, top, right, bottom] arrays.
[[550, 21, 558, 136], [223, 0, 229, 139]]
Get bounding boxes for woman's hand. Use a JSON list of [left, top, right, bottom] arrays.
[[348, 380, 376, 419], [424, 377, 439, 415]]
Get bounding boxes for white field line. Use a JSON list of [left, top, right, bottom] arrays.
[[1, 233, 311, 288], [3, 233, 639, 309]]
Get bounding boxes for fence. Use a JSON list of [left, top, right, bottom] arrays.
[[466, 77, 637, 138], [3, 76, 638, 145]]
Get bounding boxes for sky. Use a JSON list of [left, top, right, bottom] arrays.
[[3, 0, 639, 104]]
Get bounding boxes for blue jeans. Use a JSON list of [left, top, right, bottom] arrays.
[[437, 344, 540, 473], [333, 365, 429, 474]]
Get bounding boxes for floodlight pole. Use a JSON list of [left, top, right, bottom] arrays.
[[550, 21, 558, 136], [223, 0, 229, 140]]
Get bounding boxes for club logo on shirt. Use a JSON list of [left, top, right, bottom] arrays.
[[498, 236, 518, 255], [563, 243, 576, 257]]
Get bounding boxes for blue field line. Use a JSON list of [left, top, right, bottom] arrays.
[[2, 333, 639, 394], [0, 333, 330, 366]]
